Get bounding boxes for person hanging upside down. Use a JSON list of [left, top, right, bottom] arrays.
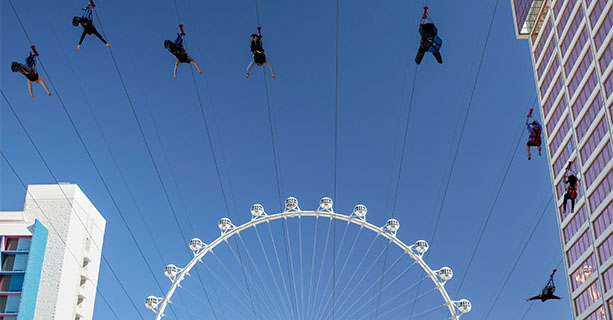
[[11, 50, 52, 98], [526, 120, 542, 160], [526, 269, 562, 302], [72, 5, 111, 50], [164, 31, 202, 79], [246, 32, 276, 79], [563, 171, 579, 213], [415, 7, 442, 65]]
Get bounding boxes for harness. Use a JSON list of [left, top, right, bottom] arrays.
[[530, 125, 542, 145], [567, 176, 578, 199]]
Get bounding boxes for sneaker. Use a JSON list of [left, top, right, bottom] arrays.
[[528, 153, 531, 160]]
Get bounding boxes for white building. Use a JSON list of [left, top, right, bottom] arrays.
[[0, 184, 106, 320]]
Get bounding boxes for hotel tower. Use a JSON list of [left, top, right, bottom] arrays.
[[511, 0, 613, 318]]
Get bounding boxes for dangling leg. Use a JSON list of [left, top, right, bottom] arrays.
[[415, 47, 426, 64], [571, 197, 576, 213], [433, 51, 443, 64], [538, 145, 542, 156], [563, 194, 569, 213], [93, 29, 111, 48], [525, 295, 540, 301], [37, 78, 52, 97], [527, 143, 532, 160], [173, 61, 179, 79], [191, 59, 203, 74], [27, 80, 34, 98]]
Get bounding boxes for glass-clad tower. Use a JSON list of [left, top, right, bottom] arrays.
[[511, 0, 613, 318]]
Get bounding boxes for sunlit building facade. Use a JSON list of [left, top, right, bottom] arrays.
[[0, 184, 106, 319], [511, 0, 613, 318]]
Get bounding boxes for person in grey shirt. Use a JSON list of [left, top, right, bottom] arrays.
[[246, 31, 276, 80]]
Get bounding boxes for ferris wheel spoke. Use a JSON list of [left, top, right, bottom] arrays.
[[181, 284, 251, 320], [236, 232, 290, 319], [332, 240, 391, 317], [209, 248, 254, 299], [312, 220, 352, 318], [298, 216, 305, 320], [403, 303, 447, 320], [281, 218, 301, 320], [332, 252, 407, 320], [306, 217, 333, 320], [304, 216, 320, 320], [223, 236, 285, 319], [353, 286, 437, 320], [253, 225, 295, 317], [334, 224, 363, 287], [197, 257, 255, 314], [335, 232, 379, 301], [266, 222, 298, 320], [344, 261, 419, 319]]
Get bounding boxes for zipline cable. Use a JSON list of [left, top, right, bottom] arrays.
[[453, 95, 538, 296], [34, 2, 200, 316], [0, 91, 147, 320], [374, 64, 419, 320], [481, 195, 554, 319], [250, 1, 298, 318], [333, 0, 340, 317], [408, 0, 501, 316], [84, 6, 225, 318]]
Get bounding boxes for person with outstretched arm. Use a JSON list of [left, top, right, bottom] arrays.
[[246, 31, 276, 79]]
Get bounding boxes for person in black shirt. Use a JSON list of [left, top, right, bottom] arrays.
[[164, 33, 202, 79], [72, 7, 111, 50], [11, 52, 52, 98]]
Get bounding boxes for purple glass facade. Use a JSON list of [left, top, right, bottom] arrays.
[[512, 0, 613, 318]]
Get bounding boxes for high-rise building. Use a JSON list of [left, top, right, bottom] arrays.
[[511, 0, 613, 318], [0, 184, 106, 320]]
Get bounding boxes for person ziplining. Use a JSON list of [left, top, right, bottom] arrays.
[[526, 109, 542, 160], [163, 24, 203, 79], [11, 46, 52, 98], [415, 7, 443, 65], [72, 1, 111, 50], [246, 27, 276, 79], [526, 269, 562, 302], [563, 161, 579, 213]]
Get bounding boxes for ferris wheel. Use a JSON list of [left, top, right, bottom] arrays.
[[145, 197, 472, 320]]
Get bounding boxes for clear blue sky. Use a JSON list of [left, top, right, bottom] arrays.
[[1, 0, 572, 319]]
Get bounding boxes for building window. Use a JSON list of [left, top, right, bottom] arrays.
[[540, 61, 560, 96], [569, 231, 592, 266], [572, 254, 597, 291], [599, 233, 613, 263], [589, 166, 613, 210], [560, 7, 585, 57], [590, 0, 608, 28], [585, 306, 606, 320], [600, 37, 613, 73], [585, 145, 613, 187], [594, 200, 613, 238], [580, 118, 609, 162], [575, 280, 602, 316], [564, 206, 588, 244], [593, 6, 613, 52], [576, 93, 603, 141], [565, 29, 589, 74]]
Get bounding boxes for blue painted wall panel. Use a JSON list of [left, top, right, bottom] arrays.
[[6, 295, 21, 313], [17, 220, 47, 320], [9, 274, 24, 292]]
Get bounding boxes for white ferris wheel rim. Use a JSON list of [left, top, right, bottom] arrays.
[[147, 202, 470, 320]]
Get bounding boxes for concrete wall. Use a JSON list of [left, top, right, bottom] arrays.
[[22, 184, 106, 320]]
